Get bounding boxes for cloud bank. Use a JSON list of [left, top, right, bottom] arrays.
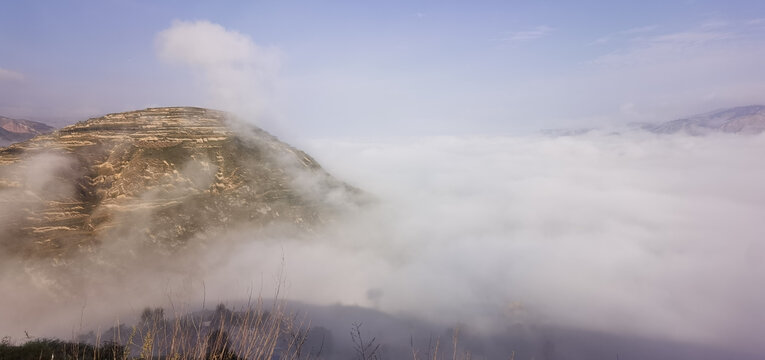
[[155, 20, 281, 122], [1, 129, 764, 357], [2, 16, 765, 357], [274, 131, 765, 354]]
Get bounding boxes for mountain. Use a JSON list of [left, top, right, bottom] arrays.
[[637, 105, 765, 135], [541, 105, 765, 137], [0, 115, 54, 146], [0, 107, 361, 264]]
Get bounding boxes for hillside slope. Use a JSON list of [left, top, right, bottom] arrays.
[[0, 107, 360, 264]]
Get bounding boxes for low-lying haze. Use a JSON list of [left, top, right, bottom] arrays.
[[292, 132, 765, 353], [3, 129, 763, 357], [3, 4, 765, 357]]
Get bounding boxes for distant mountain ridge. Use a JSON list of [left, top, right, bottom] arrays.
[[0, 116, 54, 146], [637, 105, 765, 135], [541, 105, 765, 136]]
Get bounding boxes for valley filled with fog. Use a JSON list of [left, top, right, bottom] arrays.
[[297, 131, 765, 352], [4, 129, 763, 358], [3, 2, 765, 358]]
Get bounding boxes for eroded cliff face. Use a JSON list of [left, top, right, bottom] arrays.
[[0, 107, 359, 265]]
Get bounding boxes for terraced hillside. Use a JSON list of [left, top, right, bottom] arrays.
[[0, 107, 359, 264]]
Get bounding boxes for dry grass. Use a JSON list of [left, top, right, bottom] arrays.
[[108, 298, 306, 360], [3, 296, 504, 360]]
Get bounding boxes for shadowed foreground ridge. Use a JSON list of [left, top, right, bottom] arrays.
[[0, 107, 360, 262]]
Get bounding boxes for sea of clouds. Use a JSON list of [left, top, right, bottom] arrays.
[[2, 19, 764, 358]]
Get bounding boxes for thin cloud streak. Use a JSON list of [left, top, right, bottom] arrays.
[[590, 25, 660, 45], [586, 21, 758, 67], [0, 68, 24, 81], [503, 25, 555, 42]]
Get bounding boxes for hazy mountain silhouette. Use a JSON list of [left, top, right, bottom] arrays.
[[637, 105, 765, 135], [542, 105, 765, 136], [0, 115, 54, 147]]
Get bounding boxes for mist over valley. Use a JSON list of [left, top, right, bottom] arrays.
[[2, 2, 765, 359]]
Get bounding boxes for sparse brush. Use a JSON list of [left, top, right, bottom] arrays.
[[1, 297, 509, 360], [111, 298, 294, 360], [0, 294, 305, 360]]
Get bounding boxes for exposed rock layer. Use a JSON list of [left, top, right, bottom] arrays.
[[0, 107, 357, 262]]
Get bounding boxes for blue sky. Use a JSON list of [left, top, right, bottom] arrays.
[[2, 0, 765, 137]]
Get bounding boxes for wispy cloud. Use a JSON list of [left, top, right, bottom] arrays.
[[590, 24, 660, 45], [155, 20, 281, 122], [570, 18, 765, 126], [622, 24, 661, 35], [503, 25, 554, 42], [588, 21, 750, 66], [593, 18, 765, 51], [701, 19, 730, 29], [0, 68, 24, 81], [647, 30, 735, 45]]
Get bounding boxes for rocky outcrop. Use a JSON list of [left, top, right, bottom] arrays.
[[0, 107, 360, 262]]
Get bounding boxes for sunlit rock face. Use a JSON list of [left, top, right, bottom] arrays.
[[0, 107, 359, 263], [0, 116, 54, 146]]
